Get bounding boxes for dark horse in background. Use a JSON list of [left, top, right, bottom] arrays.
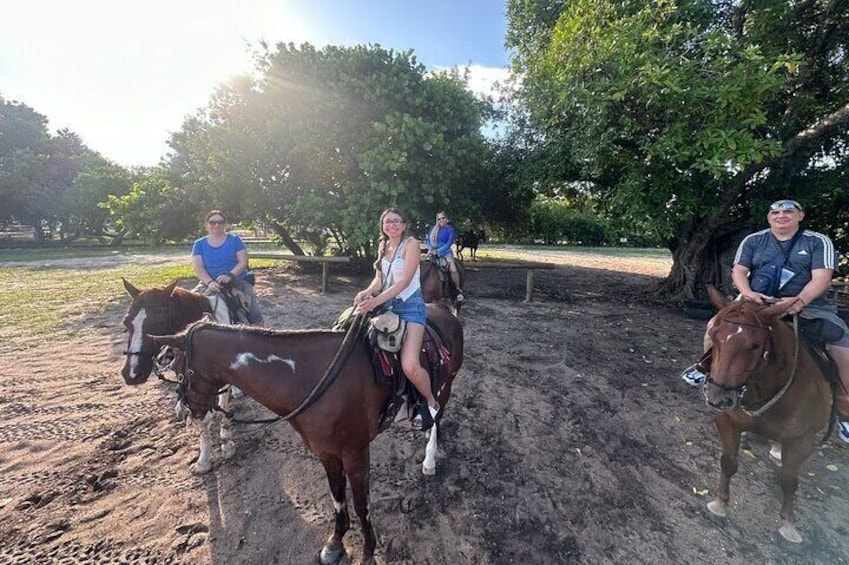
[[702, 286, 839, 543], [420, 256, 465, 319], [121, 278, 238, 474], [455, 229, 486, 261], [151, 304, 463, 565]]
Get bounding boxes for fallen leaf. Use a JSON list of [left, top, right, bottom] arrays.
[[742, 449, 756, 459], [826, 464, 839, 472], [692, 487, 710, 496]]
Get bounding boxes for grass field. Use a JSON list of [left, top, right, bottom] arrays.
[[0, 245, 671, 343]]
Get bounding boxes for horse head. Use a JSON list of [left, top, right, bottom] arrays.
[[703, 286, 796, 411], [120, 278, 180, 385]]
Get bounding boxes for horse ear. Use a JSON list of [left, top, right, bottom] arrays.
[[761, 300, 796, 319], [707, 285, 730, 311], [164, 279, 179, 296], [123, 278, 140, 299]]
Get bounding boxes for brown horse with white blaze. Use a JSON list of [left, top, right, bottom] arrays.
[[702, 286, 836, 543], [151, 303, 463, 565], [121, 278, 236, 474]]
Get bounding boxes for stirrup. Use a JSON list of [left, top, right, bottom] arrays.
[[681, 364, 707, 387]]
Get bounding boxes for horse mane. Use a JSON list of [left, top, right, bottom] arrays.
[[186, 319, 343, 339]]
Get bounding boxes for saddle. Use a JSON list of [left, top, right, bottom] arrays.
[[371, 321, 452, 432]]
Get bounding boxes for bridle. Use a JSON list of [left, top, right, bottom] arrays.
[[123, 304, 183, 380], [706, 313, 801, 416]]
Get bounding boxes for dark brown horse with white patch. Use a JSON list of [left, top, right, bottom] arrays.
[[702, 286, 837, 543], [151, 304, 463, 565], [420, 256, 465, 318], [121, 278, 236, 474]]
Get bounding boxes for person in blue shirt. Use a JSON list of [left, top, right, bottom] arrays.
[[425, 211, 464, 301], [191, 209, 263, 324]]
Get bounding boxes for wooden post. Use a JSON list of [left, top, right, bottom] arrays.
[[321, 262, 328, 293], [524, 269, 534, 302]]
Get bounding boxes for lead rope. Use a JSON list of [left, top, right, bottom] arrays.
[[743, 315, 800, 417]]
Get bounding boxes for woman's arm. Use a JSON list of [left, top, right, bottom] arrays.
[[192, 255, 215, 285], [355, 238, 420, 313]]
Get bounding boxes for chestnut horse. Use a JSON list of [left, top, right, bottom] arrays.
[[151, 304, 463, 565], [702, 286, 837, 543], [120, 278, 237, 474], [420, 256, 465, 318]]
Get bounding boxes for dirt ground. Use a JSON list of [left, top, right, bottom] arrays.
[[2, 252, 849, 565]]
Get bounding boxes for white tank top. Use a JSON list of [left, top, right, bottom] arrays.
[[380, 237, 420, 301]]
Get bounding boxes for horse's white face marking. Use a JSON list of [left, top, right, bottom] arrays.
[[129, 309, 147, 373], [229, 353, 296, 372], [723, 326, 744, 343]]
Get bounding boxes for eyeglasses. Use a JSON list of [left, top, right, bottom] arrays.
[[207, 219, 226, 225], [383, 219, 404, 226], [769, 200, 802, 211]]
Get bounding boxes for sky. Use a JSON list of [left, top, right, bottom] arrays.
[[0, 0, 512, 168]]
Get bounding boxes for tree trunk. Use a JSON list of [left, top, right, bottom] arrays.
[[268, 220, 306, 255], [658, 216, 754, 303]]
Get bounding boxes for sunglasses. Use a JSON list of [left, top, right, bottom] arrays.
[[207, 219, 226, 225], [769, 200, 802, 211]]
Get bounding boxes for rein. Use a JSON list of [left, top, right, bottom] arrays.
[[183, 314, 368, 424], [740, 316, 801, 417]]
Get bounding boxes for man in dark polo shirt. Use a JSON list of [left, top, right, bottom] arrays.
[[681, 199, 849, 442]]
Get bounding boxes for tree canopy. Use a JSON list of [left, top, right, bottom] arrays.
[[159, 43, 493, 257]]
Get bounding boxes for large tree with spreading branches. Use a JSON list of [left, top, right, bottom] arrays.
[[507, 0, 849, 299]]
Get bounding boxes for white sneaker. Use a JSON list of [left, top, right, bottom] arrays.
[[681, 364, 707, 387], [838, 421, 849, 445]]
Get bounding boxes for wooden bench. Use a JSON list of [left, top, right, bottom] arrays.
[[461, 261, 557, 302], [250, 253, 351, 293]]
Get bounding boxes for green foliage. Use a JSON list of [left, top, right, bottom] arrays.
[[103, 172, 200, 244], [526, 197, 609, 245], [165, 44, 493, 257], [506, 0, 849, 294]]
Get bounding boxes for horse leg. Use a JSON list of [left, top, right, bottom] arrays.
[[707, 414, 740, 517], [319, 455, 351, 565], [217, 391, 236, 460], [190, 413, 215, 475], [344, 451, 377, 565], [775, 435, 815, 543], [422, 422, 438, 475]]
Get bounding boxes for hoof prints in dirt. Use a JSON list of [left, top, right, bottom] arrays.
[[0, 540, 177, 565]]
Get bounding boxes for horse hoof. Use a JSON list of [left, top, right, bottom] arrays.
[[422, 463, 436, 476], [707, 500, 726, 517], [779, 524, 803, 544], [190, 461, 212, 475], [221, 442, 236, 460], [319, 544, 347, 565], [769, 444, 782, 465]]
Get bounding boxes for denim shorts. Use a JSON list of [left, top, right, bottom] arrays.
[[387, 289, 427, 326]]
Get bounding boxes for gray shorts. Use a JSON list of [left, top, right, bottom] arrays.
[[801, 307, 849, 347]]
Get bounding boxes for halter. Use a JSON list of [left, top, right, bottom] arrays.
[[707, 311, 801, 416], [123, 303, 183, 381]]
